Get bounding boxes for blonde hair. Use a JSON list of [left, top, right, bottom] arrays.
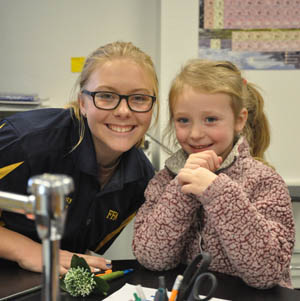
[[66, 41, 159, 150], [166, 59, 270, 163]]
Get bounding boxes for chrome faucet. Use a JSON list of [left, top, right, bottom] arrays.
[[0, 174, 74, 301]]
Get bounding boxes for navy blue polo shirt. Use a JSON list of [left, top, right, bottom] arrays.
[[0, 108, 154, 254]]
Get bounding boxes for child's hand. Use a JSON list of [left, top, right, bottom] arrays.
[[184, 150, 222, 172], [178, 167, 217, 196]]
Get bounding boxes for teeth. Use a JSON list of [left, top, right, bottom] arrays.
[[108, 125, 133, 133]]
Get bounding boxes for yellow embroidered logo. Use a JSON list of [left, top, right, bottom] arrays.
[[65, 197, 72, 209], [106, 210, 119, 221]]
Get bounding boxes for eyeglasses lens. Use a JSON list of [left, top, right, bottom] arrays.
[[94, 92, 153, 112]]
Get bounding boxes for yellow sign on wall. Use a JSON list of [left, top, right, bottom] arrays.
[[71, 57, 85, 73]]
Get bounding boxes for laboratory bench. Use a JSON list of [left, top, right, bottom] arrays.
[[1, 259, 300, 301]]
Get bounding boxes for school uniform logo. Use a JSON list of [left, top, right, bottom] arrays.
[[106, 210, 119, 221], [95, 211, 136, 252], [65, 197, 73, 208]]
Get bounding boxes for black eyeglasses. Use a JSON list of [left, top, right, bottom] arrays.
[[81, 89, 156, 113]]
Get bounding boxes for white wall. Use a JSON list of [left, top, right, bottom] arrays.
[[0, 0, 299, 260], [245, 70, 300, 185], [157, 0, 199, 165], [0, 0, 159, 107]]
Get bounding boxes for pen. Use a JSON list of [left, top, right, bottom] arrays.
[[155, 276, 168, 301], [136, 284, 147, 301], [169, 275, 183, 301], [154, 287, 165, 301], [95, 269, 112, 277], [98, 268, 134, 281]]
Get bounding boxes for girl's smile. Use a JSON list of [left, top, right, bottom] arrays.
[[106, 124, 136, 133], [189, 143, 214, 153]]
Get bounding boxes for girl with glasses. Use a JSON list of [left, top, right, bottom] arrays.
[[0, 41, 159, 274]]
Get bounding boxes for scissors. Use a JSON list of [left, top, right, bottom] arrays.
[[176, 252, 217, 301]]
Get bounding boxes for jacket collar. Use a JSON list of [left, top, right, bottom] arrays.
[[165, 136, 245, 175], [71, 118, 98, 176]]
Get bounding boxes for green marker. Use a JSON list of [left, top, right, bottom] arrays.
[[99, 269, 134, 281], [133, 292, 142, 301]]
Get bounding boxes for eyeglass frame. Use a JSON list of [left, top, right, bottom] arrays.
[[81, 89, 156, 113]]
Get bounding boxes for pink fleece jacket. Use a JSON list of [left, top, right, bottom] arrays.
[[133, 137, 295, 289]]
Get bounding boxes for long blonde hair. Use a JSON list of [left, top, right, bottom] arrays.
[[166, 59, 270, 162], [66, 41, 159, 150]]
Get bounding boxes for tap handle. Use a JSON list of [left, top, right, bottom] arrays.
[[28, 173, 74, 240]]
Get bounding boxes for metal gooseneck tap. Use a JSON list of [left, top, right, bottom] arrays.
[[0, 173, 74, 301]]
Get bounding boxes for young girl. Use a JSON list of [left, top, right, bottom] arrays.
[[0, 41, 158, 274], [133, 59, 295, 289]]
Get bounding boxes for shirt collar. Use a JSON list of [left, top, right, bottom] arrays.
[[102, 148, 146, 192], [165, 136, 245, 175]]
